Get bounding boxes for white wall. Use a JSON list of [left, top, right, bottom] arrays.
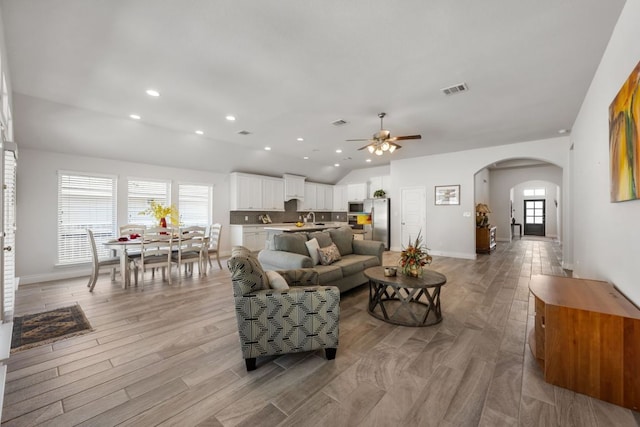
[[336, 165, 390, 185], [474, 168, 490, 206], [389, 137, 569, 258], [17, 148, 231, 284], [489, 165, 563, 241], [570, 0, 640, 304]]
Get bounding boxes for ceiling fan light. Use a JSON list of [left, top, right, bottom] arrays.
[[367, 145, 375, 153], [381, 141, 390, 151], [389, 145, 396, 153], [375, 148, 383, 156]]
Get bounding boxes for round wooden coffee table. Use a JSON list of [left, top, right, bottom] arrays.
[[365, 266, 447, 327]]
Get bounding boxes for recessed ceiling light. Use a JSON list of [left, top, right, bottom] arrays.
[[145, 89, 160, 97], [366, 159, 372, 163], [303, 156, 309, 160], [226, 115, 236, 121], [264, 146, 271, 151], [336, 149, 342, 153], [334, 163, 340, 167], [297, 137, 304, 142], [195, 130, 204, 135], [558, 128, 571, 134], [129, 114, 141, 120]]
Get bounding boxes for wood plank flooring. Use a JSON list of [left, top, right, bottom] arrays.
[[3, 239, 640, 426]]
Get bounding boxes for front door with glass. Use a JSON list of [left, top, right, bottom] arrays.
[[524, 199, 545, 236]]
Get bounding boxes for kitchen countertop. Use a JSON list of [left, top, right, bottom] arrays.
[[263, 222, 349, 232]]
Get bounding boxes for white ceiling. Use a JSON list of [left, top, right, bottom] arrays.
[[0, 0, 626, 182]]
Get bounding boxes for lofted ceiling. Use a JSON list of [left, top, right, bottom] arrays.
[[0, 0, 627, 182]]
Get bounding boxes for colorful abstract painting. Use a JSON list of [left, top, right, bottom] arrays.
[[610, 60, 640, 202]]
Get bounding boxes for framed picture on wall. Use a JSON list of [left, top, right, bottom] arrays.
[[435, 185, 460, 205], [609, 59, 640, 202]]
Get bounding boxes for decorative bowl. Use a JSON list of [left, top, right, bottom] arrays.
[[384, 267, 397, 277], [295, 222, 304, 227]]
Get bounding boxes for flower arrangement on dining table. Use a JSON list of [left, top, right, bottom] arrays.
[[139, 200, 180, 227], [399, 230, 432, 277]]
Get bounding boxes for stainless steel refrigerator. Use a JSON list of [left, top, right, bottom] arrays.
[[363, 198, 390, 250]]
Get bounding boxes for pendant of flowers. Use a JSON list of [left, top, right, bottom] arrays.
[[399, 230, 432, 277]]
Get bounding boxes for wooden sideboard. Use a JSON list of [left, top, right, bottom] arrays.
[[529, 274, 640, 410], [476, 226, 496, 253]]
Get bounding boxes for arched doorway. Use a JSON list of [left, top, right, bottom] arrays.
[[474, 158, 563, 244]]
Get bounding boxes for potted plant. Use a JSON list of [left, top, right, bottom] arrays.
[[398, 230, 432, 277], [373, 189, 386, 198]]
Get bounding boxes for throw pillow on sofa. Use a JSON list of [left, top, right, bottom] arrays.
[[328, 226, 354, 256], [318, 243, 342, 265], [274, 233, 309, 256], [305, 238, 321, 265], [265, 271, 290, 290], [308, 230, 333, 248]]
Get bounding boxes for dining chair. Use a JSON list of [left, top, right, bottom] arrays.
[[87, 229, 124, 292], [133, 226, 177, 289], [171, 226, 207, 282], [206, 223, 223, 272]]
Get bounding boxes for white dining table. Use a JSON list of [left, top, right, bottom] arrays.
[[104, 236, 210, 288]]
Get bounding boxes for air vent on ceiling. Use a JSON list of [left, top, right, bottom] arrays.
[[331, 119, 348, 126], [237, 130, 252, 135], [441, 82, 469, 96]]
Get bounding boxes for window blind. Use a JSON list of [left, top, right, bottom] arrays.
[[3, 147, 16, 318], [127, 179, 170, 226], [178, 184, 212, 226], [58, 172, 116, 264]]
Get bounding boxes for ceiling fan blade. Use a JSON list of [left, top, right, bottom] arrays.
[[357, 144, 372, 151], [394, 134, 422, 141], [346, 138, 370, 142]]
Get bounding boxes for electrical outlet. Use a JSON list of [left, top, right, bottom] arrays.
[[244, 216, 248, 221]]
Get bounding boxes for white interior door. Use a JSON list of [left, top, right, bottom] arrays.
[[400, 186, 426, 247]]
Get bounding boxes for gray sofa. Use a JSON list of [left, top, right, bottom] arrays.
[[258, 226, 384, 293]]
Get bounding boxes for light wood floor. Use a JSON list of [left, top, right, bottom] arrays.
[[3, 239, 640, 426]]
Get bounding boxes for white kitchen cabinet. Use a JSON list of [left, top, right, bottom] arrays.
[[314, 184, 333, 211], [299, 182, 317, 211], [262, 178, 284, 211], [231, 172, 285, 211], [230, 173, 263, 210], [230, 225, 267, 252], [323, 185, 334, 211], [347, 183, 367, 201], [283, 174, 305, 201], [333, 185, 348, 211]]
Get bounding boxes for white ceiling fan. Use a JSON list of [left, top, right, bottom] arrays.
[[347, 112, 422, 155]]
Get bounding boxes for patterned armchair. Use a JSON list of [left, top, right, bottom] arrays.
[[227, 246, 340, 371]]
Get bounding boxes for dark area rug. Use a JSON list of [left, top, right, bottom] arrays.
[[11, 304, 93, 353]]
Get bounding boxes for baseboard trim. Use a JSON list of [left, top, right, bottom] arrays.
[[429, 250, 477, 260]]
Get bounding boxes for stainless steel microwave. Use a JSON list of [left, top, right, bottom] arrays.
[[348, 201, 364, 213]]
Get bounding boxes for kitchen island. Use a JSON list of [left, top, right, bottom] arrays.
[[263, 222, 349, 233]]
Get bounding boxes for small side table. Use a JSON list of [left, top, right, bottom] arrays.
[[365, 266, 447, 327], [511, 223, 522, 238]]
